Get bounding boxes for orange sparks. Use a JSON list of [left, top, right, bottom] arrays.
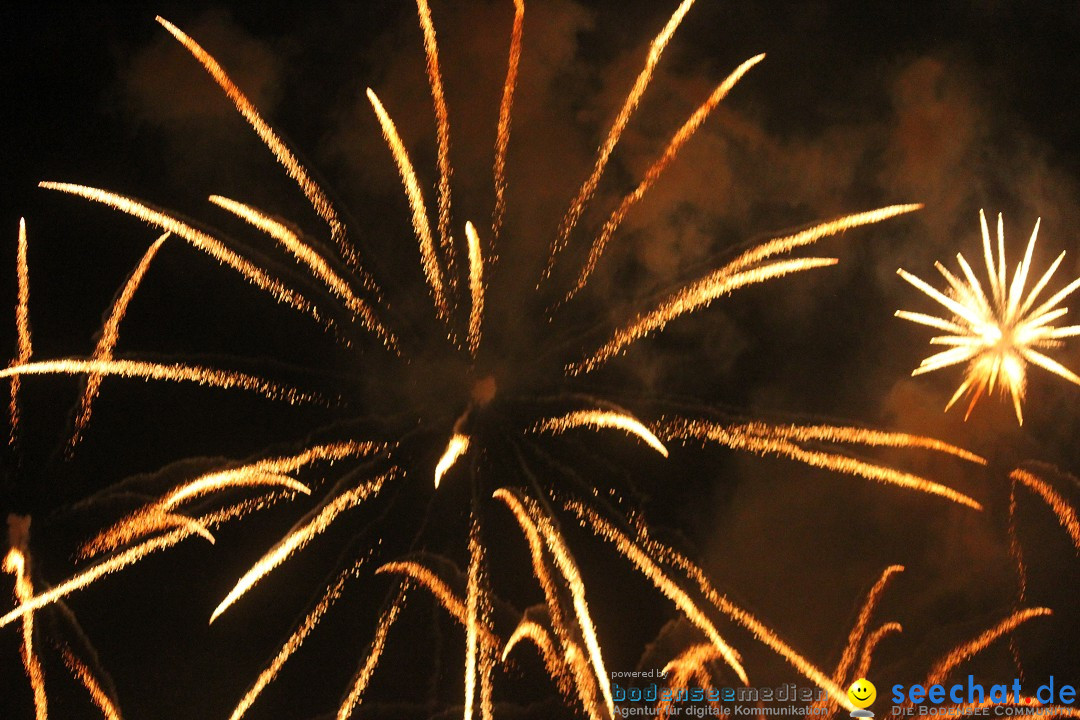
[[367, 89, 450, 320], [210, 472, 392, 622], [516, 493, 614, 715], [567, 54, 764, 301], [81, 441, 379, 560], [5, 545, 48, 720], [834, 565, 904, 684], [571, 258, 836, 374], [1, 497, 295, 630], [229, 568, 355, 720], [493, 0, 525, 239], [562, 502, 746, 686], [1, 529, 189, 630], [39, 182, 322, 323], [532, 409, 669, 457], [377, 561, 501, 650], [730, 422, 986, 465], [435, 433, 471, 488], [503, 619, 566, 681], [570, 205, 921, 374], [414, 0, 456, 274], [463, 518, 495, 720], [1010, 468, 1080, 552], [60, 647, 123, 720], [209, 196, 395, 349], [852, 622, 901, 682], [660, 644, 724, 720], [661, 418, 983, 510], [571, 502, 859, 711], [337, 585, 410, 720], [493, 489, 609, 720], [547, 0, 697, 277], [897, 210, 1080, 424], [70, 232, 168, 450], [0, 358, 317, 406], [924, 608, 1052, 687], [466, 222, 485, 357], [9, 218, 32, 444], [154, 17, 358, 272]]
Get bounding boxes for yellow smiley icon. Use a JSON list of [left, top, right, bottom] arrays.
[[848, 678, 877, 709]]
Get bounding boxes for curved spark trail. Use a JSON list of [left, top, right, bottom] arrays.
[[208, 196, 394, 348], [5, 546, 48, 720], [69, 232, 169, 451], [571, 205, 922, 374], [0, 359, 316, 406], [1, 497, 290, 630], [210, 472, 393, 623], [492, 0, 525, 240], [39, 183, 321, 324], [567, 53, 765, 301], [1010, 468, 1080, 550], [532, 410, 669, 457], [60, 647, 123, 720], [662, 418, 983, 509], [466, 221, 485, 357], [547, 0, 697, 276], [367, 88, 450, 321], [924, 608, 1052, 687], [8, 219, 32, 444], [229, 567, 356, 720], [415, 0, 456, 274], [154, 16, 358, 272]]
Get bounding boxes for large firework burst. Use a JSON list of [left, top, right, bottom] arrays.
[[2, 3, 1001, 718]]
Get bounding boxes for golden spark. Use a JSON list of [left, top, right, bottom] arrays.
[[897, 210, 1080, 424]]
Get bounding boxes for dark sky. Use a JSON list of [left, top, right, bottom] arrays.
[[2, 2, 1079, 719]]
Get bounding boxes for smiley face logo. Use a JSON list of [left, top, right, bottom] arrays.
[[848, 678, 877, 709]]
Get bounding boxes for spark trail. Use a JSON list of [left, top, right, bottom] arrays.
[[566, 53, 765, 301], [662, 418, 983, 509], [5, 546, 48, 720], [492, 0, 525, 240], [8, 219, 32, 444], [69, 232, 169, 451], [547, 0, 697, 277], [571, 205, 922, 374], [532, 409, 669, 457], [210, 472, 393, 622], [367, 89, 450, 321], [154, 16, 358, 272]]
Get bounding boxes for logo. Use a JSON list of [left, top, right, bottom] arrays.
[[849, 678, 878, 718]]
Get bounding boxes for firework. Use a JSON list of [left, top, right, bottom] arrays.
[[492, 0, 525, 239], [209, 471, 393, 623], [59, 647, 123, 720], [897, 210, 1080, 424], [8, 219, 32, 444], [662, 419, 984, 509], [3, 4, 998, 718], [5, 543, 48, 719], [566, 52, 765, 302], [546, 0, 697, 278], [69, 232, 169, 451], [367, 88, 450, 321], [531, 409, 669, 457]]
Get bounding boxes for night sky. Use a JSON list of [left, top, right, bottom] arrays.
[[2, 2, 1080, 719]]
